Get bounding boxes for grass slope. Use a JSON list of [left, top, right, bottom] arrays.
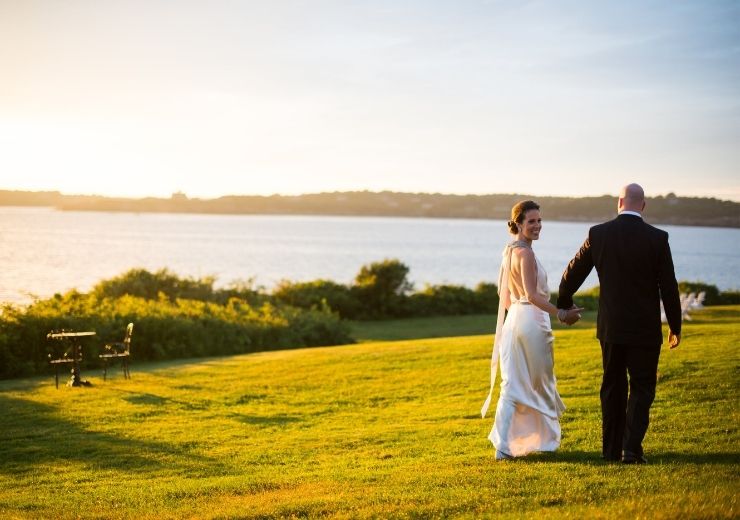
[[0, 307, 738, 519]]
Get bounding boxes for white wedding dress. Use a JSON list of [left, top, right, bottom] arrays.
[[481, 241, 565, 457]]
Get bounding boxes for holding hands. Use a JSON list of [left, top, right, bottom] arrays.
[[557, 305, 584, 326]]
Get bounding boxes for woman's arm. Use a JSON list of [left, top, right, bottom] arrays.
[[519, 249, 583, 324], [501, 286, 511, 310]]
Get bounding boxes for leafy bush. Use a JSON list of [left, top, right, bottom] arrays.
[[0, 291, 352, 380], [473, 282, 500, 313], [272, 280, 360, 318], [213, 278, 270, 306], [406, 283, 498, 317], [719, 290, 740, 305], [572, 286, 600, 311], [270, 266, 501, 320], [351, 259, 413, 319], [92, 268, 217, 302]]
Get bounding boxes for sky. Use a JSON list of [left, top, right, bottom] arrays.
[[1, 0, 738, 201]]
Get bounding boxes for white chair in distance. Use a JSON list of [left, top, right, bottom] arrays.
[[691, 291, 706, 309], [680, 293, 694, 321]]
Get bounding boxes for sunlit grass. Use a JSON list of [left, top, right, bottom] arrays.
[[0, 307, 737, 519]]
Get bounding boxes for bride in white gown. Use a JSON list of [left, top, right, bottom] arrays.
[[481, 201, 582, 460]]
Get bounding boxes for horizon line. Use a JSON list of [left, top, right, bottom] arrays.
[[2, 187, 738, 203]]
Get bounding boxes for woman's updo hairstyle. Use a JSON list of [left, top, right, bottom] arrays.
[[507, 200, 540, 234]]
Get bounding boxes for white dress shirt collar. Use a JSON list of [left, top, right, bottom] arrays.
[[619, 210, 642, 218]]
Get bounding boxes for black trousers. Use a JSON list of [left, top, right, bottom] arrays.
[[600, 341, 662, 460]]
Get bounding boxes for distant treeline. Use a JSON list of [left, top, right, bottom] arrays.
[[1, 189, 738, 227]]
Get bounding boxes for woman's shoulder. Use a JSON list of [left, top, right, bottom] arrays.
[[510, 241, 533, 254], [511, 244, 535, 262]]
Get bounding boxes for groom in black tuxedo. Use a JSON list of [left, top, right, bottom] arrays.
[[557, 183, 682, 464]]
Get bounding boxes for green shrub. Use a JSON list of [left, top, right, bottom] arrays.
[[269, 266, 501, 320], [351, 259, 413, 319], [0, 291, 352, 380], [572, 286, 600, 311], [272, 280, 360, 318], [92, 268, 217, 302], [406, 283, 497, 317], [214, 278, 268, 306], [719, 290, 740, 305], [474, 282, 500, 313]]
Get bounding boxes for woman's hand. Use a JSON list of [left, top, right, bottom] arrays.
[[558, 306, 584, 325]]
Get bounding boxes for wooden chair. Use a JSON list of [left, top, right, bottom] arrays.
[[99, 323, 133, 381]]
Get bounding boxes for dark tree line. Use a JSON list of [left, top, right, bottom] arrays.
[[2, 189, 738, 227]]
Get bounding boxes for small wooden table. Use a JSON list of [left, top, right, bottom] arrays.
[[47, 331, 96, 388]]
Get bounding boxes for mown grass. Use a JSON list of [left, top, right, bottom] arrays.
[[349, 311, 598, 342], [0, 307, 738, 519]]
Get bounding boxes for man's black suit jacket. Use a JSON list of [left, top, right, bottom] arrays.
[[557, 213, 682, 346]]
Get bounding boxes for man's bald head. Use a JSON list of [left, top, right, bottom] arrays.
[[618, 183, 646, 213]]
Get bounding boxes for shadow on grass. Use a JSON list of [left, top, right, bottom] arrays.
[[0, 376, 54, 393], [0, 393, 222, 475], [519, 450, 740, 465], [122, 355, 236, 374], [117, 389, 213, 410], [642, 452, 740, 465], [237, 413, 302, 426]]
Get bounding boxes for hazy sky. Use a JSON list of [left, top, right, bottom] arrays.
[[1, 1, 738, 200]]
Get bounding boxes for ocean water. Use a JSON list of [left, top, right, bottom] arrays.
[[1, 207, 737, 305]]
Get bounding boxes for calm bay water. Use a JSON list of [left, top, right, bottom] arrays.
[[1, 206, 738, 305]]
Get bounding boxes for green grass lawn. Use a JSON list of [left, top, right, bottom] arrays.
[[349, 311, 598, 342], [0, 307, 738, 519]]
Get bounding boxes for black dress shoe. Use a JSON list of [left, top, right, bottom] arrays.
[[601, 454, 621, 462], [622, 451, 647, 464]]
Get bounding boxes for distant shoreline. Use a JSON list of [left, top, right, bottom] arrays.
[[0, 205, 731, 230], [1, 189, 739, 228]]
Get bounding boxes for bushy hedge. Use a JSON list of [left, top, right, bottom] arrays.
[[568, 286, 600, 311], [718, 291, 740, 305], [92, 268, 266, 305], [556, 281, 737, 311], [272, 280, 360, 318], [407, 283, 498, 317], [271, 261, 500, 320], [0, 291, 351, 380]]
